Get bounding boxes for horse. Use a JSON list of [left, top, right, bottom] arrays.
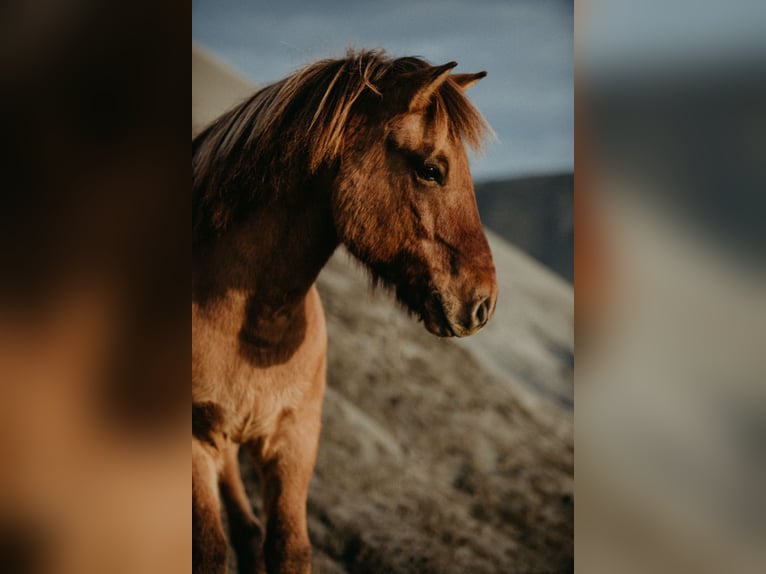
[[192, 49, 497, 574]]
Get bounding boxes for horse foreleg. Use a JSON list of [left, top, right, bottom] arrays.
[[220, 443, 265, 574], [192, 438, 228, 574], [254, 400, 323, 574]]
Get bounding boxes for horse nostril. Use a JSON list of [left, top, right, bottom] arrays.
[[472, 296, 491, 328]]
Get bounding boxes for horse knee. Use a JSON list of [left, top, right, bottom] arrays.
[[192, 494, 228, 574], [192, 533, 227, 574], [264, 534, 311, 574], [261, 507, 311, 573], [259, 479, 313, 573], [193, 445, 228, 574]]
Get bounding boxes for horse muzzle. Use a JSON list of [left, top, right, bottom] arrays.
[[422, 286, 497, 338]]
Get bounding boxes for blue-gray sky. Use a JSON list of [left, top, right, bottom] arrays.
[[192, 0, 573, 182]]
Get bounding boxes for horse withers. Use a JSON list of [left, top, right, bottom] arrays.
[[192, 50, 496, 574]]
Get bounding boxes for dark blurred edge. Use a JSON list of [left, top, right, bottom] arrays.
[[0, 1, 189, 572], [0, 0, 189, 423], [584, 57, 766, 267], [577, 16, 766, 574]]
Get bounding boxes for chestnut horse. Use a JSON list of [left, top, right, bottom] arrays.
[[192, 50, 497, 574]]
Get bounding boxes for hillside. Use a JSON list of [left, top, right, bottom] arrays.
[[476, 175, 574, 283], [193, 44, 573, 573]]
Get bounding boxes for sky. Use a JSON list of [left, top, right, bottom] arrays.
[[192, 0, 573, 182], [580, 0, 766, 77]]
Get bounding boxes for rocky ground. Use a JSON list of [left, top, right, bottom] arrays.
[[239, 239, 573, 574]]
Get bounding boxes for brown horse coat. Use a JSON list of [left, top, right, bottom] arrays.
[[192, 50, 496, 574]]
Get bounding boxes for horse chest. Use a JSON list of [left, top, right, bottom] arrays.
[[240, 370, 306, 438], [193, 286, 328, 444]]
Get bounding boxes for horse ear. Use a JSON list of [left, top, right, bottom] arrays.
[[407, 61, 458, 112], [451, 71, 487, 91]]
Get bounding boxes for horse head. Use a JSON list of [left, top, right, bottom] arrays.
[[333, 58, 497, 337]]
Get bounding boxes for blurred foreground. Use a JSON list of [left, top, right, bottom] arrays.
[[0, 2, 188, 573], [577, 1, 766, 572]]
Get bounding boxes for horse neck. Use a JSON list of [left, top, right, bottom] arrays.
[[193, 178, 338, 336]]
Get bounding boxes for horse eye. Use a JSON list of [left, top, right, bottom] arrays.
[[416, 163, 443, 184]]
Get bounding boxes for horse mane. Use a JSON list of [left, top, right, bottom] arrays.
[[192, 49, 490, 245]]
